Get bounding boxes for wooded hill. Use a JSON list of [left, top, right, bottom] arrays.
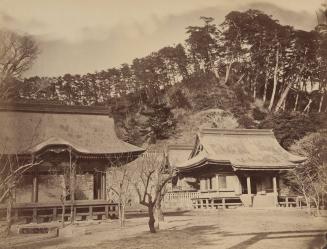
[[9, 9, 327, 148]]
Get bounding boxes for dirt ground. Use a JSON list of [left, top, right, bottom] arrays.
[[5, 208, 327, 249]]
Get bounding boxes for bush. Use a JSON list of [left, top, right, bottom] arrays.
[[259, 112, 327, 149], [252, 107, 267, 121]]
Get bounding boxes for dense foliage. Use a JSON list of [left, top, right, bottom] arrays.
[[1, 8, 326, 145]]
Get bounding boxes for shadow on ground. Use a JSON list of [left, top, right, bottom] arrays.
[[221, 229, 327, 249]]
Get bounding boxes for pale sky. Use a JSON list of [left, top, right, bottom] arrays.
[[0, 0, 324, 77]]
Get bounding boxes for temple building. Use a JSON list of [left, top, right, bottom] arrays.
[[164, 128, 306, 209], [0, 103, 144, 222]]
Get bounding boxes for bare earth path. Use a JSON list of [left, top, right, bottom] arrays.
[[9, 208, 327, 249]]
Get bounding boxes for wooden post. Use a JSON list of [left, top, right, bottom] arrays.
[[246, 176, 251, 195], [222, 198, 226, 209], [32, 176, 38, 203], [216, 174, 219, 191], [31, 155, 38, 203], [53, 208, 57, 221], [105, 205, 109, 219], [32, 208, 37, 223], [273, 176, 278, 206], [102, 173, 106, 200], [88, 206, 92, 220], [246, 176, 252, 207]]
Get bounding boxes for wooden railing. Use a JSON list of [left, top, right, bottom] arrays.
[[0, 200, 119, 223], [164, 191, 200, 201], [278, 196, 305, 208], [192, 197, 243, 209], [163, 191, 200, 209]]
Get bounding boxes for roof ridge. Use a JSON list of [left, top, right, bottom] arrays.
[[167, 144, 194, 150], [199, 128, 273, 135], [0, 102, 110, 116]]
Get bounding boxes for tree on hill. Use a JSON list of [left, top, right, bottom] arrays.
[[259, 112, 326, 149], [286, 132, 327, 215], [0, 30, 39, 100]]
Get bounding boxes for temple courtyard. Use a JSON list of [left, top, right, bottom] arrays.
[[2, 208, 327, 249]]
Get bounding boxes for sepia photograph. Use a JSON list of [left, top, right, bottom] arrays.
[[0, 0, 327, 248]]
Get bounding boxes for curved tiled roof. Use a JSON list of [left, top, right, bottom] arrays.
[[0, 105, 144, 156], [169, 129, 306, 171]]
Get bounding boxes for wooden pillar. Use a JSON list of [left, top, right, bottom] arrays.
[[273, 176, 277, 194], [200, 179, 206, 191], [32, 176, 38, 202], [216, 174, 219, 191], [246, 176, 251, 195], [102, 173, 106, 200], [246, 175, 252, 207], [32, 157, 38, 203], [32, 208, 37, 223], [105, 205, 109, 219], [88, 206, 92, 220], [53, 208, 57, 221], [273, 175, 278, 206]]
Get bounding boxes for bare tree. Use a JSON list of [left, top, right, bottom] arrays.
[[45, 147, 78, 227], [134, 151, 174, 233], [0, 29, 39, 100], [106, 154, 136, 227], [0, 153, 42, 237]]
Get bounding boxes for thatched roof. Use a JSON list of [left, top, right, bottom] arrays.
[[168, 129, 306, 171], [0, 104, 144, 156], [166, 145, 194, 167]]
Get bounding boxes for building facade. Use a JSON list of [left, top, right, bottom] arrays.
[[0, 103, 144, 222], [164, 129, 306, 209]]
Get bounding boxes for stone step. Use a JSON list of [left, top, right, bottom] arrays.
[[18, 224, 59, 236], [253, 195, 276, 208]]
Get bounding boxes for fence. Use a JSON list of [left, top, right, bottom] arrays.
[[163, 191, 200, 209]]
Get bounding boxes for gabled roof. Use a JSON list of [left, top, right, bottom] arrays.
[[168, 129, 306, 171], [166, 145, 194, 167], [0, 104, 144, 156]]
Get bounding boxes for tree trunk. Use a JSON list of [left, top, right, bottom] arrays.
[[303, 194, 311, 215], [119, 203, 125, 227], [318, 93, 324, 112], [155, 201, 164, 222], [5, 188, 13, 237], [263, 73, 269, 102], [224, 62, 233, 85], [294, 92, 299, 111], [303, 99, 312, 113], [148, 205, 156, 233], [275, 83, 291, 112], [268, 48, 279, 111], [313, 198, 321, 216]]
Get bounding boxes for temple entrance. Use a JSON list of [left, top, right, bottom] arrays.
[[250, 176, 258, 194], [93, 172, 106, 200]]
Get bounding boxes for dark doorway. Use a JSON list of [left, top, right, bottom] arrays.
[[251, 176, 258, 194], [93, 172, 102, 199]]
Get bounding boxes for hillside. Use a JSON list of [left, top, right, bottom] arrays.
[[1, 9, 326, 150]]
